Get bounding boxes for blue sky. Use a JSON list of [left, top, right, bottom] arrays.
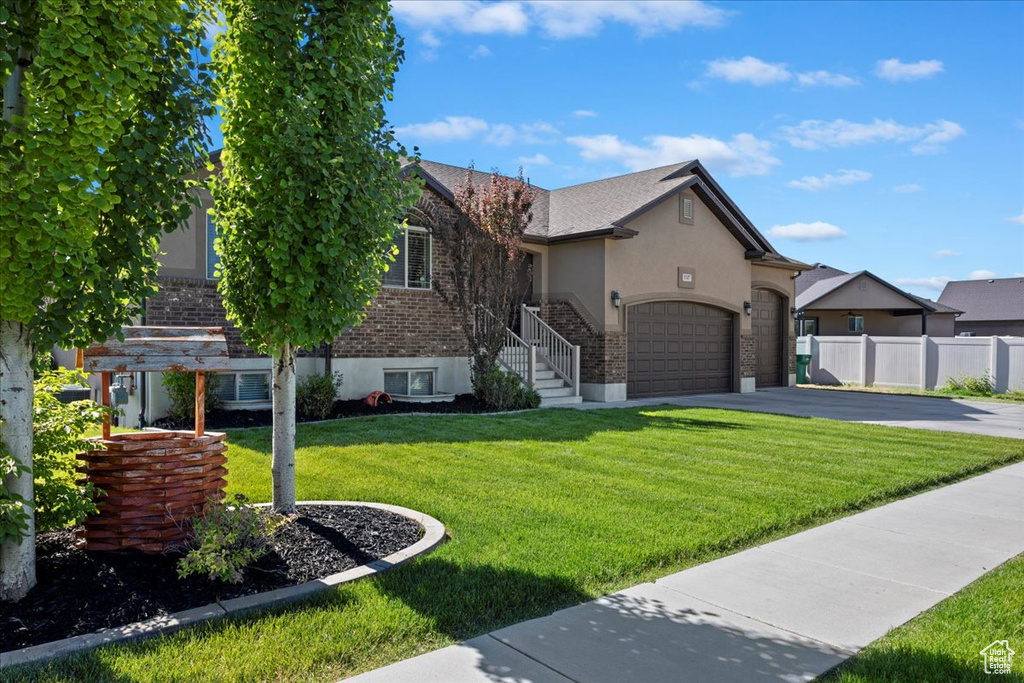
[[382, 0, 1024, 299], [207, 1, 1023, 299]]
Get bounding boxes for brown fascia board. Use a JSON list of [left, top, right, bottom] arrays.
[[543, 226, 639, 245]]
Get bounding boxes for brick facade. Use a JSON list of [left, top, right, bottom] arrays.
[[740, 333, 756, 379], [788, 334, 796, 375], [147, 278, 262, 359], [538, 299, 626, 384]]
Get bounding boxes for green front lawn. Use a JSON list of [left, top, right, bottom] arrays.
[[825, 553, 1024, 681], [8, 407, 1023, 682]]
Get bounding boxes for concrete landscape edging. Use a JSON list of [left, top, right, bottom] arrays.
[[0, 501, 446, 670]]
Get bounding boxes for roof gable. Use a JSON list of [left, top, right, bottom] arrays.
[[797, 270, 943, 312]]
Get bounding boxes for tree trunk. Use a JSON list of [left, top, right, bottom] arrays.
[[1, 321, 36, 602], [271, 343, 296, 513]]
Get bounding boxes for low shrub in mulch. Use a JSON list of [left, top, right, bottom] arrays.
[[153, 393, 497, 430], [0, 505, 422, 652]]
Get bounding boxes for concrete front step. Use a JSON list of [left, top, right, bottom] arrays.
[[533, 378, 567, 390], [540, 394, 583, 406], [537, 386, 575, 398]]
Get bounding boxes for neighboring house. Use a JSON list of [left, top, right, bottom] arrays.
[[795, 264, 960, 337], [938, 277, 1024, 336], [130, 155, 807, 423]]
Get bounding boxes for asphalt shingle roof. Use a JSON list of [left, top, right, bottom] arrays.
[[938, 278, 1024, 321], [795, 264, 848, 296], [412, 159, 782, 255], [795, 264, 962, 314]]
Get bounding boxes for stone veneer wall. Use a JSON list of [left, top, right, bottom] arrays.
[[740, 334, 757, 379], [537, 299, 626, 384]]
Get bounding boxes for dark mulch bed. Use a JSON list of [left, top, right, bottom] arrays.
[[153, 393, 495, 430], [0, 505, 422, 652]]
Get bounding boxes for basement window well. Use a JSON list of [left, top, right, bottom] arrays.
[[384, 369, 454, 403]]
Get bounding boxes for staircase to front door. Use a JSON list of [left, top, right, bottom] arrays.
[[492, 305, 583, 407]]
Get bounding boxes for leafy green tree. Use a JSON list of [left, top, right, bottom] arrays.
[[211, 1, 418, 513], [0, 0, 214, 600]]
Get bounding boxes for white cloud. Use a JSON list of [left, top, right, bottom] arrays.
[[572, 109, 598, 118], [895, 276, 951, 291], [395, 116, 489, 142], [780, 118, 965, 154], [706, 56, 791, 86], [795, 70, 860, 88], [767, 221, 847, 241], [470, 44, 492, 58], [526, 1, 729, 38], [934, 249, 961, 258], [566, 132, 780, 177], [875, 58, 944, 82], [1008, 211, 1024, 225], [970, 269, 998, 280], [391, 1, 728, 39], [391, 1, 530, 35], [420, 30, 442, 48], [787, 169, 871, 191], [518, 153, 552, 166], [893, 183, 924, 194], [396, 116, 558, 146]]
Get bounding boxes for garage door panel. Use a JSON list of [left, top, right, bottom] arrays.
[[751, 289, 783, 387], [627, 301, 733, 398]]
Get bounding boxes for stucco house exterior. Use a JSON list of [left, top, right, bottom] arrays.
[[938, 277, 1024, 336], [130, 156, 807, 423], [795, 264, 960, 337]]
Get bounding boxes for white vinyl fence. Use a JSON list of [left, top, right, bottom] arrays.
[[803, 335, 1024, 393]]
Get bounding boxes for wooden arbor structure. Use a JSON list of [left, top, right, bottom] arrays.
[[77, 327, 232, 552]]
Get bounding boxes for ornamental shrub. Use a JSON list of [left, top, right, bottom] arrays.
[[162, 371, 224, 421], [473, 364, 542, 411], [0, 369, 111, 542], [296, 372, 343, 421], [177, 494, 284, 584]]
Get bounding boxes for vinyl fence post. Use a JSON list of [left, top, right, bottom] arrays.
[[919, 335, 929, 390], [860, 334, 869, 387], [990, 336, 1001, 394]]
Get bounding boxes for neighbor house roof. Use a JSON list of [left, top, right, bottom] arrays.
[[409, 159, 803, 264], [795, 266, 961, 314], [938, 278, 1024, 321]]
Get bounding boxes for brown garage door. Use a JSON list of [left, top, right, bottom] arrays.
[[627, 301, 733, 398], [751, 289, 782, 387]]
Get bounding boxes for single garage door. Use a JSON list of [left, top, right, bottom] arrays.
[[751, 288, 783, 388], [627, 301, 733, 398]]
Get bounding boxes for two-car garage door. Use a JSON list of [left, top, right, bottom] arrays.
[[627, 301, 733, 398]]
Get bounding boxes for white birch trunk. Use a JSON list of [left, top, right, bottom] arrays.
[[1, 321, 36, 602], [271, 343, 297, 513]]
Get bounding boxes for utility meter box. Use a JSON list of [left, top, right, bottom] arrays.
[[109, 383, 129, 406]]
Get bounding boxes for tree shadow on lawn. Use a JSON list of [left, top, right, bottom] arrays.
[[370, 556, 592, 642], [227, 407, 751, 452], [819, 644, 1024, 682]]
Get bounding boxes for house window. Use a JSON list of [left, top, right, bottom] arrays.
[[212, 371, 271, 403], [384, 369, 435, 396], [802, 318, 818, 335], [383, 227, 431, 289], [206, 210, 220, 280], [848, 316, 864, 333]]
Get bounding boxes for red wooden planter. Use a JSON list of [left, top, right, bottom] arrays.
[[76, 431, 228, 553]]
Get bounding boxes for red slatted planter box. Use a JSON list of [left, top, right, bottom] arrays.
[[76, 431, 229, 552]]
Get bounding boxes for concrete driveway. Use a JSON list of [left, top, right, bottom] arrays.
[[574, 387, 1024, 440]]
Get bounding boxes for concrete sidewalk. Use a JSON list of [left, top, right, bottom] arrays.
[[573, 387, 1024, 440], [345, 461, 1024, 682]]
